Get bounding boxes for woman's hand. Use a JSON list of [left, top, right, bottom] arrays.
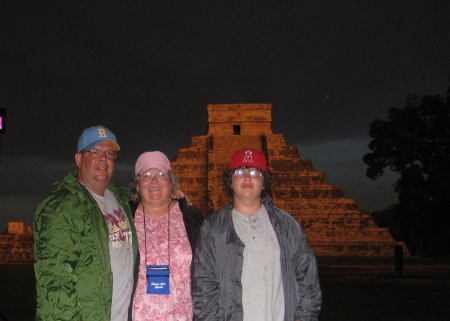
[[173, 189, 192, 205]]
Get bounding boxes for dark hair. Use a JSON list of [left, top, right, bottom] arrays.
[[222, 166, 273, 198], [129, 170, 180, 203]]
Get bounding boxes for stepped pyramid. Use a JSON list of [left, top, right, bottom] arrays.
[[171, 103, 408, 256]]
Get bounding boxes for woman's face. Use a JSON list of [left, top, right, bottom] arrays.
[[137, 168, 172, 208]]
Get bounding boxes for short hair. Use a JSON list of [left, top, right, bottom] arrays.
[[222, 166, 273, 198], [130, 170, 180, 203]]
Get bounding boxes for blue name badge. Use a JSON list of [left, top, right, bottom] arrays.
[[146, 265, 170, 295]]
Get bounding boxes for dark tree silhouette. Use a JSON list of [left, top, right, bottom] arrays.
[[364, 75, 450, 257]]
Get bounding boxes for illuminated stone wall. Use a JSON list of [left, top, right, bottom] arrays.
[[171, 103, 408, 256], [0, 222, 34, 263]]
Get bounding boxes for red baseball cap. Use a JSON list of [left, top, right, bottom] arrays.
[[229, 149, 267, 172]]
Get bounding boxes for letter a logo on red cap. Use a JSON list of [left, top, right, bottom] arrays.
[[243, 150, 253, 163], [229, 148, 267, 171]]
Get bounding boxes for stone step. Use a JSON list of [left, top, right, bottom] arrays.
[[170, 103, 410, 256]]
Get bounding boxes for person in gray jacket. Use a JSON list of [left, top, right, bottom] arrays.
[[192, 149, 322, 321]]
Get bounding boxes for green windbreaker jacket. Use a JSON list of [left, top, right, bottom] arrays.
[[34, 169, 138, 320]]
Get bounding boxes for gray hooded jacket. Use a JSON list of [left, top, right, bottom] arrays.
[[192, 197, 322, 321]]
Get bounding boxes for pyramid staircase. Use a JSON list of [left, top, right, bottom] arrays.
[[171, 104, 408, 256]]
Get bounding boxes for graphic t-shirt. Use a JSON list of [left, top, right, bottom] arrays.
[[88, 187, 134, 321], [132, 202, 193, 321]]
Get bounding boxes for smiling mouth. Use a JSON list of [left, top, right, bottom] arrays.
[[148, 187, 162, 191]]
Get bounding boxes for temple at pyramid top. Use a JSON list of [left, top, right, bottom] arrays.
[[171, 103, 408, 256], [207, 103, 273, 135]]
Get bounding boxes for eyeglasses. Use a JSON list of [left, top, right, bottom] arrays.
[[233, 168, 263, 178], [139, 171, 168, 181], [80, 149, 118, 160]]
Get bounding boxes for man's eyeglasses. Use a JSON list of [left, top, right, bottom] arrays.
[[80, 149, 118, 160], [139, 171, 169, 181], [233, 168, 263, 178]]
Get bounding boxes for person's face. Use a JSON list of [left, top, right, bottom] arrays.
[[231, 167, 264, 203], [75, 140, 116, 195], [137, 168, 172, 208]]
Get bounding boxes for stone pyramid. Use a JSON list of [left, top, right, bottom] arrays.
[[171, 103, 408, 256]]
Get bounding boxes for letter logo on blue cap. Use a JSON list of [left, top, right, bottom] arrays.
[[77, 125, 120, 152]]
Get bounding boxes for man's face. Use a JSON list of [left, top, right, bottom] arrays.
[[75, 140, 116, 195], [231, 167, 264, 203]]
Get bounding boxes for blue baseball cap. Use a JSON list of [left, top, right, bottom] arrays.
[[77, 125, 120, 152]]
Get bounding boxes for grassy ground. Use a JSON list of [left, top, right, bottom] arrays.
[[0, 264, 36, 321], [1, 257, 449, 320], [317, 256, 450, 321]]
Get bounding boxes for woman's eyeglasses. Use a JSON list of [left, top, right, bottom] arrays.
[[139, 171, 168, 181]]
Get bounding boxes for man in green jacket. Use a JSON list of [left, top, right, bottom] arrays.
[[34, 125, 138, 321]]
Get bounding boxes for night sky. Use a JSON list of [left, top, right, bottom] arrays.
[[1, 1, 449, 231]]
